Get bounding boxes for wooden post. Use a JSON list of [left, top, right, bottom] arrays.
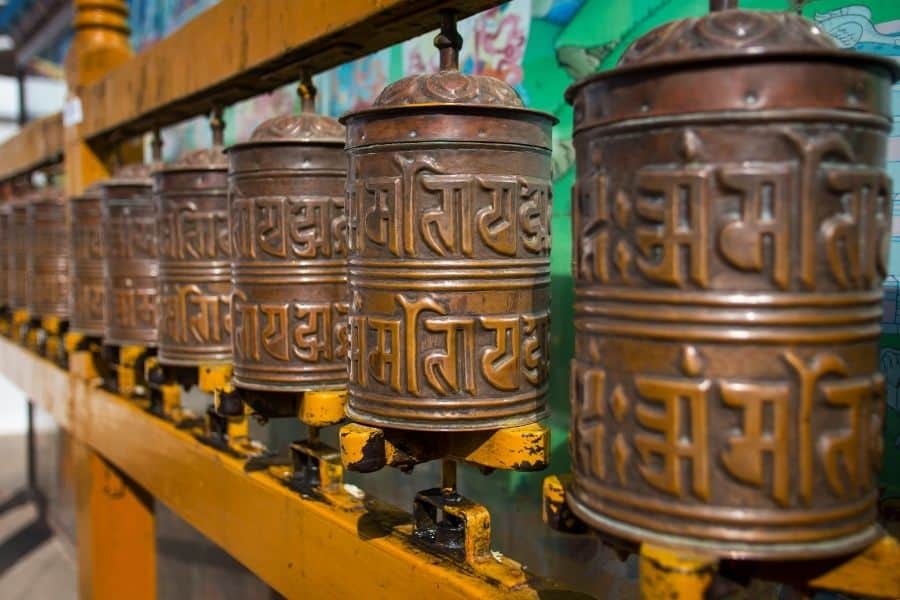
[[62, 0, 134, 196], [74, 441, 156, 599], [64, 3, 156, 595]]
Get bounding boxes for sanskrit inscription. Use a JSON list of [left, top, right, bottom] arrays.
[[160, 284, 231, 345], [232, 294, 348, 364], [159, 202, 230, 260], [350, 293, 550, 397], [574, 131, 891, 292], [350, 155, 551, 259], [573, 349, 883, 506], [231, 195, 347, 260], [106, 215, 158, 259]]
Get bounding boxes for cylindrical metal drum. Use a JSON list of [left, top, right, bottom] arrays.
[[27, 190, 69, 319], [101, 165, 157, 347], [342, 25, 556, 431], [228, 101, 348, 394], [566, 8, 899, 559], [8, 198, 28, 310], [0, 204, 9, 308], [155, 147, 231, 366], [69, 186, 105, 335]]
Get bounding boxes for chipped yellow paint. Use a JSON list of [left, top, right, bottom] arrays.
[[116, 345, 145, 398], [460, 423, 550, 471], [542, 475, 565, 525], [339, 422, 549, 472], [639, 544, 717, 600], [299, 389, 346, 427], [198, 363, 233, 394], [807, 535, 900, 598]]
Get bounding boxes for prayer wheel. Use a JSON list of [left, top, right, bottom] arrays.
[[69, 186, 105, 336], [342, 19, 556, 431], [26, 190, 69, 319], [8, 198, 28, 310], [155, 142, 231, 366], [101, 165, 158, 347], [566, 6, 899, 559], [227, 89, 348, 399]]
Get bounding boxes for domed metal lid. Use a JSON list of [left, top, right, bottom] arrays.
[[105, 162, 153, 187], [73, 182, 104, 200], [372, 24, 524, 110], [566, 3, 900, 101], [157, 112, 229, 172], [342, 13, 555, 122], [23, 188, 64, 218], [9, 193, 30, 211], [29, 186, 64, 205], [247, 112, 344, 146], [157, 145, 228, 172], [231, 76, 345, 149]]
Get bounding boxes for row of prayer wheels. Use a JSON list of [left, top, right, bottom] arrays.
[[2, 5, 897, 561]]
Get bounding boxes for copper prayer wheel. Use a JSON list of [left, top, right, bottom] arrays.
[[566, 7, 899, 559], [69, 186, 105, 336], [101, 165, 158, 347], [0, 204, 9, 308], [8, 197, 29, 310], [26, 189, 69, 319], [155, 135, 231, 366], [342, 17, 556, 431], [228, 87, 348, 397]]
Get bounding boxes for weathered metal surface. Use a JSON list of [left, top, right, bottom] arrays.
[[566, 8, 900, 559], [8, 197, 29, 309], [227, 89, 348, 399], [27, 189, 70, 319], [69, 186, 105, 335], [155, 142, 231, 366], [342, 16, 556, 431], [101, 164, 157, 347]]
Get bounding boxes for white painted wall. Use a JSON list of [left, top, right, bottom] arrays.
[[0, 373, 27, 435]]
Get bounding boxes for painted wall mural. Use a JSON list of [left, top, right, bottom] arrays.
[[129, 0, 900, 506]]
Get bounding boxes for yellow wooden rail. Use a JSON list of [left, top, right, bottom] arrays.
[[0, 0, 506, 182], [0, 113, 63, 181], [0, 337, 573, 599]]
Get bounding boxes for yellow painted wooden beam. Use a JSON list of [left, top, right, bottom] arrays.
[[0, 113, 63, 182], [0, 0, 506, 183], [78, 0, 506, 143], [0, 338, 569, 599]]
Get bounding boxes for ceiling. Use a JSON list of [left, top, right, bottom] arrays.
[[0, 0, 71, 75]]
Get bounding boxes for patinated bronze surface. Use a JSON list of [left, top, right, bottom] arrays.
[[342, 25, 556, 431], [101, 165, 158, 347], [155, 145, 231, 366], [69, 186, 105, 335], [8, 197, 28, 310], [566, 8, 899, 559], [27, 190, 69, 319], [228, 95, 348, 395]]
